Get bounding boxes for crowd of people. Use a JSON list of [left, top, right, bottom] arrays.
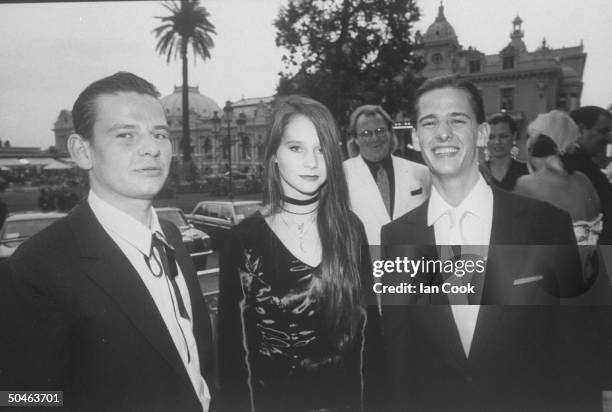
[[38, 179, 87, 212], [1, 71, 611, 412]]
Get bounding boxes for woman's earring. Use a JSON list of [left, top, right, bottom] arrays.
[[510, 141, 520, 160], [484, 147, 491, 162]]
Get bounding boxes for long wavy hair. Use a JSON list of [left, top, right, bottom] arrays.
[[263, 95, 363, 344]]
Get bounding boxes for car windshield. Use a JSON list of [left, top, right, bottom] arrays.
[[2, 218, 59, 241], [234, 203, 262, 218], [157, 210, 188, 228]]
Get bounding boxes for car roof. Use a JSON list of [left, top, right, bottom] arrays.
[[155, 207, 183, 213], [6, 211, 67, 221]]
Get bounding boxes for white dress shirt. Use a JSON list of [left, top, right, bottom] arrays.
[[427, 174, 493, 357], [88, 191, 210, 412]]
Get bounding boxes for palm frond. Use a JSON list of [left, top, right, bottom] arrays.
[[152, 0, 216, 64]]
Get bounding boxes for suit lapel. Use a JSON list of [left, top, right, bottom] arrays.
[[406, 201, 435, 245], [468, 189, 517, 359], [68, 202, 193, 388], [468, 305, 503, 362], [392, 156, 407, 219], [422, 306, 470, 368], [489, 187, 523, 244]]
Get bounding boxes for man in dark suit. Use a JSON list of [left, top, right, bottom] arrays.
[[564, 106, 612, 244], [1, 72, 213, 411], [380, 75, 611, 411]]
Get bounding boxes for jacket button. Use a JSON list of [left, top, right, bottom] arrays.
[[466, 375, 473, 383]]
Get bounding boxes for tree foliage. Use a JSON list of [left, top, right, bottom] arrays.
[[275, 0, 424, 139], [153, 0, 216, 171]]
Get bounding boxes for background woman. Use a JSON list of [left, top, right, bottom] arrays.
[[515, 110, 600, 236], [218, 95, 380, 412], [482, 112, 528, 190], [515, 110, 601, 284]]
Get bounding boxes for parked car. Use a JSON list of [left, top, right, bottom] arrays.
[[155, 207, 213, 272], [186, 200, 263, 248], [0, 211, 67, 259], [207, 173, 262, 196]]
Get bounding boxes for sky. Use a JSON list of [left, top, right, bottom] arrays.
[[1, 0, 611, 149]]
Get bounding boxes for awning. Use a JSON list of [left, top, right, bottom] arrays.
[[23, 157, 56, 166], [0, 157, 70, 167], [0, 158, 25, 167], [43, 159, 73, 170]]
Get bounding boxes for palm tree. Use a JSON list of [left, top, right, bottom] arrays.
[[153, 0, 216, 179]]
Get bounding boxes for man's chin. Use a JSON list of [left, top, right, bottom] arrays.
[[132, 184, 166, 200]]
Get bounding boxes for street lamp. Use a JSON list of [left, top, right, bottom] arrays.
[[211, 110, 220, 166], [236, 112, 247, 161], [222, 101, 234, 201]]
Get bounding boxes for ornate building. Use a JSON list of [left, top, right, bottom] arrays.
[[52, 110, 73, 154], [53, 87, 273, 175], [416, 4, 586, 148]]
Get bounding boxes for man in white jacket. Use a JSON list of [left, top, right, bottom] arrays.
[[343, 105, 430, 246]]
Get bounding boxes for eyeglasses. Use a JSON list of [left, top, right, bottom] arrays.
[[356, 127, 389, 140]]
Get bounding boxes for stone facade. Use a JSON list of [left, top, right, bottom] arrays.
[[52, 109, 73, 154], [415, 4, 586, 156]]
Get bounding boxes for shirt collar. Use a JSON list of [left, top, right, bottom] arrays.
[[88, 190, 164, 256], [362, 154, 392, 169], [427, 173, 493, 227]]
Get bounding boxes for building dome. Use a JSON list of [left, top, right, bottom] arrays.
[[423, 3, 457, 42], [161, 85, 221, 119]]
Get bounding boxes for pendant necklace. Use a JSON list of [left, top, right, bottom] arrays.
[[279, 210, 317, 252]]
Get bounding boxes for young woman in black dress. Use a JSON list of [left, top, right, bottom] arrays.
[[482, 112, 528, 190], [218, 95, 381, 412]]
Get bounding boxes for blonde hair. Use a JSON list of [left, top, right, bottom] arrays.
[[527, 110, 579, 155]]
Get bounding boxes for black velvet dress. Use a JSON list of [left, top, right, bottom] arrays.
[[484, 159, 528, 191], [218, 212, 381, 412]]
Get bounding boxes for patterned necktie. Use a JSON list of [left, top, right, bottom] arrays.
[[145, 233, 190, 320], [376, 163, 392, 217]]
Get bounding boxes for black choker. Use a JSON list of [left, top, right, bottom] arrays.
[[282, 194, 319, 206]]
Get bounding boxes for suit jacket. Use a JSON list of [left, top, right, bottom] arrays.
[[1, 201, 214, 412], [343, 155, 430, 246], [380, 186, 598, 411]]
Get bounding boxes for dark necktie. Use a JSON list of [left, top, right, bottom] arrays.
[[376, 163, 391, 217], [450, 244, 485, 305], [145, 232, 190, 320]]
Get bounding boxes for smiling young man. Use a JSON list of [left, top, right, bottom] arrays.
[[378, 75, 610, 411], [4, 72, 214, 411]]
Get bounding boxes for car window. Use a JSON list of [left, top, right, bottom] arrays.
[[235, 204, 262, 218], [219, 205, 233, 221], [207, 204, 220, 218], [194, 205, 206, 216], [2, 218, 60, 240]]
